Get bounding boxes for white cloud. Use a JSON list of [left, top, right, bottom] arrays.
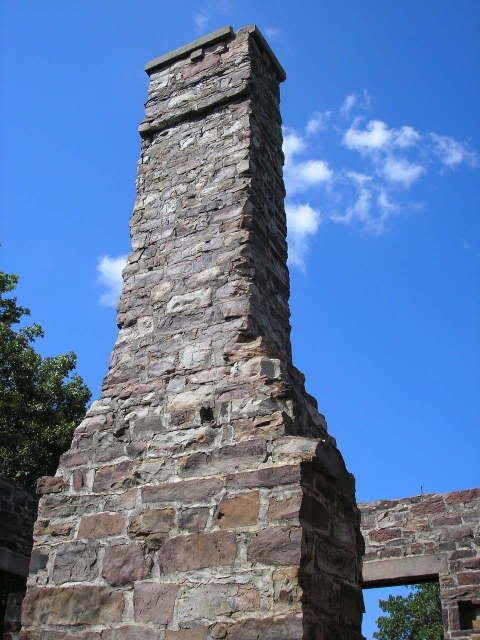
[[283, 128, 332, 193], [382, 156, 425, 187], [281, 94, 477, 266], [297, 160, 332, 184], [194, 13, 209, 33], [396, 125, 421, 148], [97, 255, 127, 307], [430, 133, 478, 168], [306, 111, 331, 135], [343, 119, 421, 153], [286, 202, 321, 268], [344, 119, 393, 151], [283, 129, 305, 164]]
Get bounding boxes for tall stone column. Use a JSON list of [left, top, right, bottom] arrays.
[[21, 26, 364, 639]]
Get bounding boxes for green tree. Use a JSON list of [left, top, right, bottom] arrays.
[[0, 272, 90, 487], [374, 583, 443, 640]]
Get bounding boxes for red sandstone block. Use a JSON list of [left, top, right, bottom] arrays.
[[445, 488, 480, 504], [72, 468, 88, 491], [178, 506, 209, 532], [216, 491, 260, 528], [93, 460, 134, 492], [411, 496, 446, 515], [77, 513, 125, 539], [102, 543, 152, 586], [227, 464, 301, 489], [457, 571, 480, 585], [368, 528, 402, 543], [267, 492, 302, 522], [158, 531, 236, 572], [133, 582, 179, 624], [142, 477, 224, 504], [178, 438, 267, 477], [247, 526, 302, 565], [165, 630, 207, 640], [128, 508, 175, 537], [21, 585, 124, 626], [221, 614, 303, 639], [36, 476, 67, 496], [101, 627, 162, 640]]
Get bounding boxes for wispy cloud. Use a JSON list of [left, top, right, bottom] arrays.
[[340, 90, 371, 118], [306, 111, 331, 135], [430, 133, 478, 168], [194, 12, 209, 34], [382, 156, 425, 187], [283, 91, 478, 268], [97, 255, 127, 307]]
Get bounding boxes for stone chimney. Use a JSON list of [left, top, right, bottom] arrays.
[[21, 26, 364, 639]]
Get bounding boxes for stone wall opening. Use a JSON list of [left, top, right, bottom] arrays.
[[458, 599, 480, 632], [362, 584, 416, 638]]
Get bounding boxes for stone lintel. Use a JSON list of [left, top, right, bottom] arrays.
[[362, 554, 448, 588], [144, 24, 286, 82]]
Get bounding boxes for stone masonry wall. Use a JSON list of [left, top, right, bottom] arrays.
[[0, 476, 37, 578], [361, 489, 480, 639], [0, 476, 37, 640], [20, 26, 364, 639]]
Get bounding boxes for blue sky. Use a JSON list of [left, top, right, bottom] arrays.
[[1, 2, 479, 636]]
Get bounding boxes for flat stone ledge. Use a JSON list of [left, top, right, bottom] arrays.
[[145, 25, 233, 74], [144, 24, 286, 82], [363, 554, 448, 588]]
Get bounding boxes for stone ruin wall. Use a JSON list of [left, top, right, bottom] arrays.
[[360, 488, 480, 639], [19, 26, 364, 640], [0, 476, 36, 640]]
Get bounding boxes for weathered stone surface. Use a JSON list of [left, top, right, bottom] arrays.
[[216, 491, 259, 528], [133, 582, 178, 624], [361, 488, 480, 639], [21, 25, 365, 640], [128, 508, 174, 538], [267, 492, 301, 522], [101, 627, 162, 640], [223, 614, 304, 639], [141, 477, 223, 504], [102, 543, 152, 585], [158, 531, 236, 573], [22, 586, 124, 625], [52, 542, 99, 584], [77, 513, 125, 539], [247, 526, 302, 565], [36, 476, 67, 496], [165, 630, 207, 640], [176, 583, 260, 621], [93, 460, 134, 492]]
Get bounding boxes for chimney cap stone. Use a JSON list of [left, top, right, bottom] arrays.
[[144, 24, 286, 82]]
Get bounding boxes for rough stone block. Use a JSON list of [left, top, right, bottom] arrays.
[[102, 543, 152, 586], [22, 586, 124, 625], [247, 526, 302, 565], [77, 513, 125, 539], [133, 582, 179, 624], [216, 491, 260, 528], [158, 531, 236, 572]]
